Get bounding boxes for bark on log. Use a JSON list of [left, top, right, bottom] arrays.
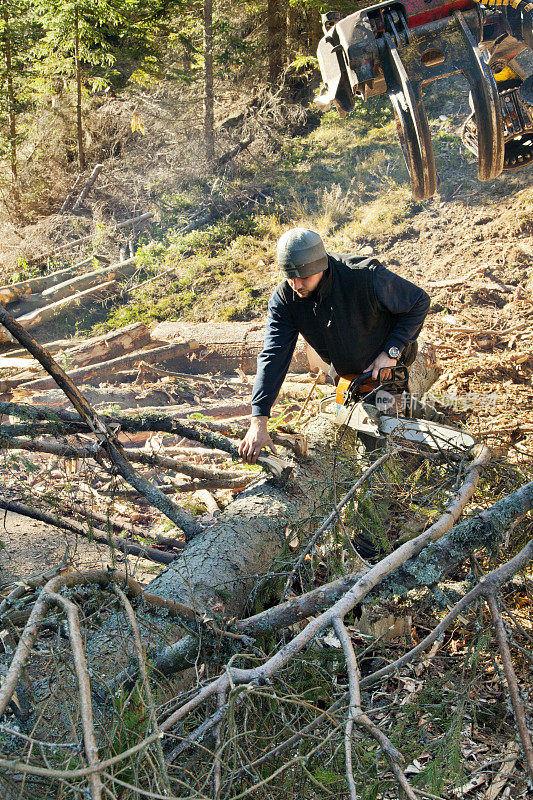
[[0, 282, 120, 343], [38, 257, 138, 303], [10, 387, 197, 408], [16, 341, 200, 391], [151, 320, 311, 374], [58, 322, 153, 368], [5, 262, 133, 319], [0, 265, 81, 305], [0, 400, 252, 426]]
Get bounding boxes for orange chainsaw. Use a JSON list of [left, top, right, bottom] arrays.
[[321, 366, 477, 451]]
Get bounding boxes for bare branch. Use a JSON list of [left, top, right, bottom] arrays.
[[486, 593, 533, 779], [0, 306, 202, 539]]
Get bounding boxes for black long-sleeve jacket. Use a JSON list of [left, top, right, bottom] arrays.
[[251, 253, 430, 417]]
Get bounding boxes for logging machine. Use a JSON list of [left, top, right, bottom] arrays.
[[320, 366, 477, 451], [316, 1, 533, 198]]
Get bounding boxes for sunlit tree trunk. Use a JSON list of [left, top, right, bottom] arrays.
[[286, 1, 298, 64], [74, 5, 85, 170], [203, 0, 214, 161], [2, 5, 21, 210]]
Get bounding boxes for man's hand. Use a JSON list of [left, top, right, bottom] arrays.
[[365, 352, 397, 381], [238, 416, 277, 464]]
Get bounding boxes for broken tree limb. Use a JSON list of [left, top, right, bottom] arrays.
[[0, 431, 256, 483], [60, 172, 85, 214], [332, 617, 417, 800], [42, 584, 104, 800], [17, 340, 201, 391], [127, 416, 293, 479], [0, 498, 181, 565], [215, 135, 254, 167], [65, 502, 184, 549], [0, 400, 252, 429], [0, 306, 202, 540], [72, 163, 103, 210], [486, 593, 533, 779]]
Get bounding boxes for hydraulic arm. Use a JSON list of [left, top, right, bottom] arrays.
[[316, 1, 533, 198]]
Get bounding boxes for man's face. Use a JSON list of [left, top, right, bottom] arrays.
[[287, 271, 324, 298]]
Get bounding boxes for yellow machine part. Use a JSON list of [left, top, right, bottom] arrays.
[[493, 66, 522, 82], [473, 0, 533, 12]]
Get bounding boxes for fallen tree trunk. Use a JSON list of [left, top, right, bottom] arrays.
[[0, 265, 81, 305], [7, 261, 139, 317], [0, 498, 181, 565], [0, 282, 120, 344], [17, 341, 201, 391], [58, 322, 154, 368], [38, 257, 138, 304]]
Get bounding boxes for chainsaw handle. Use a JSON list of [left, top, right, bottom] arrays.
[[352, 366, 409, 386], [350, 370, 373, 386]]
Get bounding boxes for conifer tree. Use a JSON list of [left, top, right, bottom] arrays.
[[0, 0, 32, 212], [31, 0, 129, 170]]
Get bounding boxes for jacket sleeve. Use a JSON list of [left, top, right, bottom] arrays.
[[251, 292, 299, 417], [373, 264, 431, 354]]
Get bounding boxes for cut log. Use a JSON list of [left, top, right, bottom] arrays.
[[37, 257, 138, 303], [151, 320, 311, 374], [58, 322, 153, 368], [16, 341, 200, 392], [0, 357, 42, 371], [0, 265, 81, 305], [9, 388, 197, 409], [0, 281, 119, 344]]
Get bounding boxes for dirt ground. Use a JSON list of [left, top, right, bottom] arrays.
[[0, 511, 162, 591]]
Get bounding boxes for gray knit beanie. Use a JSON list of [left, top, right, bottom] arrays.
[[277, 228, 328, 278]]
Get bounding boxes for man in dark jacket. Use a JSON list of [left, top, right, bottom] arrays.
[[238, 228, 430, 464]]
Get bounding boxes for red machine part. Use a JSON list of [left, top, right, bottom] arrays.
[[401, 0, 475, 28]]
